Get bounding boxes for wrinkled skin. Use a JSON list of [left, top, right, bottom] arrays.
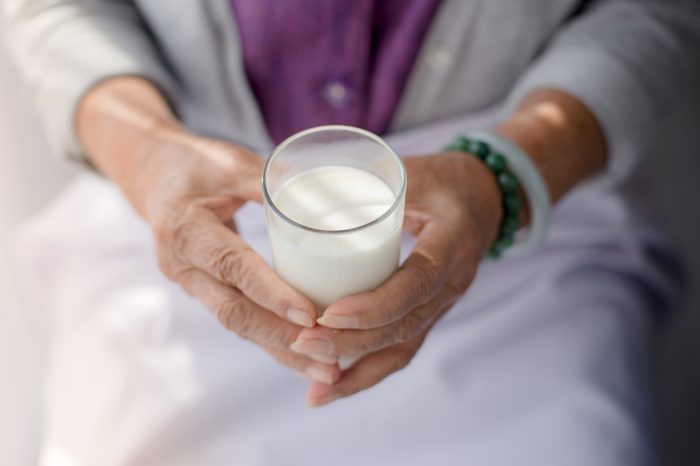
[[293, 153, 502, 406], [79, 78, 606, 406], [144, 134, 501, 397], [136, 132, 343, 385]]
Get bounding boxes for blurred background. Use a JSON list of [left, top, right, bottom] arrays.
[[0, 25, 698, 466]]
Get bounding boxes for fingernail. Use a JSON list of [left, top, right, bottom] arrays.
[[317, 314, 359, 329], [308, 393, 340, 408], [305, 366, 335, 385], [310, 353, 338, 365], [291, 338, 334, 355], [287, 308, 314, 328]]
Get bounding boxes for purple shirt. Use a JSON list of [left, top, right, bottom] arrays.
[[230, 0, 442, 144]]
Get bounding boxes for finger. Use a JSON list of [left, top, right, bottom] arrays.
[[174, 208, 317, 326], [306, 336, 425, 408], [318, 219, 457, 330], [402, 209, 428, 236], [178, 268, 307, 349], [293, 288, 457, 358], [265, 346, 341, 386]]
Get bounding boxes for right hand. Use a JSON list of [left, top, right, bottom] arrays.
[[77, 78, 340, 386]]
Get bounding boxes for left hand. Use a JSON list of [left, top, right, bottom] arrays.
[[290, 152, 504, 407]]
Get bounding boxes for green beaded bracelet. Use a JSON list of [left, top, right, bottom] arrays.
[[446, 135, 524, 258]]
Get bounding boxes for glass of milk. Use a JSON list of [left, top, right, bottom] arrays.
[[262, 125, 406, 312]]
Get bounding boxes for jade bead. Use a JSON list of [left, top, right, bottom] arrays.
[[451, 136, 471, 152], [498, 172, 519, 193], [502, 216, 520, 235], [469, 140, 490, 159], [488, 237, 512, 258], [504, 193, 523, 214], [498, 235, 514, 248], [485, 152, 507, 172], [487, 247, 502, 259]]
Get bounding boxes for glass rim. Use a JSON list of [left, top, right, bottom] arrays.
[[262, 125, 407, 235]]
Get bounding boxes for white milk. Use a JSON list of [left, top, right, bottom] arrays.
[[268, 166, 403, 309]]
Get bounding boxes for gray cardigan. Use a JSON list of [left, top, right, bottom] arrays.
[[2, 0, 700, 183]]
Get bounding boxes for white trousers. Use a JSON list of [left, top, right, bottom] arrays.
[[18, 119, 676, 466]]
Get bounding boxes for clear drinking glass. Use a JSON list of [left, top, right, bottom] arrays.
[[262, 125, 406, 310]]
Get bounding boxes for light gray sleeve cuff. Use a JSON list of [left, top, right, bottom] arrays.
[[2, 1, 179, 164], [500, 0, 700, 185], [503, 47, 650, 185]]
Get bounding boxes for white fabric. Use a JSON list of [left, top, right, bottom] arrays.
[[15, 116, 676, 466]]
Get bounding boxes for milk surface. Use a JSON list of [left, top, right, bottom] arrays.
[[269, 166, 402, 309]]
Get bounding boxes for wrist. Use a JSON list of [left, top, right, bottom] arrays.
[[77, 77, 182, 154], [447, 152, 503, 255], [494, 88, 606, 204], [77, 77, 185, 217], [446, 127, 561, 258], [126, 125, 188, 220]]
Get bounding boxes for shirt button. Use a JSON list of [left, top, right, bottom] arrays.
[[322, 79, 354, 108]]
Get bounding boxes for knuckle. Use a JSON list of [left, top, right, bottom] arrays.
[[372, 287, 402, 321], [154, 249, 177, 280], [215, 299, 250, 336], [410, 262, 441, 303], [152, 207, 198, 254], [171, 268, 198, 293], [355, 338, 377, 355], [171, 210, 200, 252], [339, 331, 378, 355], [154, 242, 186, 283], [443, 281, 466, 303], [235, 251, 266, 290], [214, 248, 253, 286], [151, 218, 170, 244], [215, 298, 294, 348], [153, 205, 183, 241], [181, 199, 203, 221], [269, 324, 300, 349], [152, 219, 197, 282], [395, 312, 424, 344]]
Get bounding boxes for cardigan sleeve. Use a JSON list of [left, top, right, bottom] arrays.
[[1, 0, 179, 163], [502, 0, 700, 183]]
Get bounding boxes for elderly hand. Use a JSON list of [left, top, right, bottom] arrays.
[[77, 77, 341, 386], [292, 87, 610, 406], [148, 134, 343, 381], [290, 152, 503, 406]]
